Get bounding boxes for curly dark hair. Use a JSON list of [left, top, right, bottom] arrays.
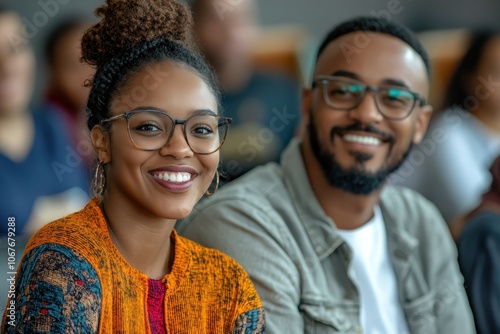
[[82, 0, 221, 131]]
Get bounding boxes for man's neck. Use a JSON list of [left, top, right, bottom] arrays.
[[318, 186, 381, 230], [302, 143, 383, 230]]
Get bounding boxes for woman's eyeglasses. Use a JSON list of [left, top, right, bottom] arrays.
[[100, 109, 232, 155]]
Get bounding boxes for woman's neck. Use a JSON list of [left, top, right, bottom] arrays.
[[101, 194, 176, 280]]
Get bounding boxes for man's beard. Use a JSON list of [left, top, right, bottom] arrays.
[[308, 113, 413, 195]]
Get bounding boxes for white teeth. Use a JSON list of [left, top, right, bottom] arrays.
[[152, 172, 191, 183], [343, 134, 382, 146]]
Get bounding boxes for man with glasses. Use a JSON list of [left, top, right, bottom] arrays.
[[178, 17, 475, 333]]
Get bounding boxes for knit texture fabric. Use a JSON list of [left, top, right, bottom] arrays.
[[148, 279, 166, 334], [2, 198, 265, 333]]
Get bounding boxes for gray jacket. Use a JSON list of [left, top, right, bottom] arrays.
[[178, 139, 476, 334]]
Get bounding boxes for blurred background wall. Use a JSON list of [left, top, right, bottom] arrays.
[[2, 0, 500, 104], [258, 0, 500, 36]]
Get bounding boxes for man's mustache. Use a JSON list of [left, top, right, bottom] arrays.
[[330, 123, 395, 143]]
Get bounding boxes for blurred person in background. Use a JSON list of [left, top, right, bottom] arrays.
[[452, 155, 500, 334], [44, 18, 94, 167], [0, 8, 89, 236], [190, 0, 301, 182], [392, 30, 500, 223]]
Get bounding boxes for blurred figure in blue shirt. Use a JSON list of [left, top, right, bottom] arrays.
[[0, 8, 89, 236]]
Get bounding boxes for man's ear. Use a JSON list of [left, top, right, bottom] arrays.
[[412, 104, 433, 144], [302, 87, 313, 127], [91, 125, 111, 164]]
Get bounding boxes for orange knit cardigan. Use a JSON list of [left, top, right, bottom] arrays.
[[2, 199, 265, 333]]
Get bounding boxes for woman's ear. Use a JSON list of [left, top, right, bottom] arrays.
[[91, 125, 111, 163]]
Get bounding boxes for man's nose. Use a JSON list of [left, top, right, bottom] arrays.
[[347, 89, 384, 124]]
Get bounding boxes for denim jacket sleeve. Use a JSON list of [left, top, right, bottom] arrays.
[[178, 194, 305, 334]]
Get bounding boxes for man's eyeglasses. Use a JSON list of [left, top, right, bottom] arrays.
[[100, 109, 232, 155], [312, 76, 426, 120]]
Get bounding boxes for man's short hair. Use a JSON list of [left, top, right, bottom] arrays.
[[316, 16, 431, 77]]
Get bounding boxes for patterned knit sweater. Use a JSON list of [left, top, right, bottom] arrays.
[[1, 199, 265, 333]]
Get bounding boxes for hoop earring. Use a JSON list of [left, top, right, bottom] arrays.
[[206, 171, 220, 196], [93, 161, 106, 197]]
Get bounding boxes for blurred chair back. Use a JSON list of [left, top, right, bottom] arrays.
[[251, 25, 316, 86]]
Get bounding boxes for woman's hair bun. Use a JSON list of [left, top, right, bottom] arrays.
[[81, 0, 194, 67]]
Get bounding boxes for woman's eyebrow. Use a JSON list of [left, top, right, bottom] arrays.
[[131, 106, 165, 112], [129, 107, 217, 117], [189, 109, 216, 116]]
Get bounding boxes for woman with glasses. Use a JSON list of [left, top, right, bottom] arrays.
[[1, 0, 265, 333]]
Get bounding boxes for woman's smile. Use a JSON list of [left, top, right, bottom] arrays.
[[149, 165, 199, 192]]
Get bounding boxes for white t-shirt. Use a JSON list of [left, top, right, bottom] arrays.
[[337, 206, 410, 334]]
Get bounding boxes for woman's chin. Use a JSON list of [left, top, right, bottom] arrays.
[[159, 206, 194, 221]]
